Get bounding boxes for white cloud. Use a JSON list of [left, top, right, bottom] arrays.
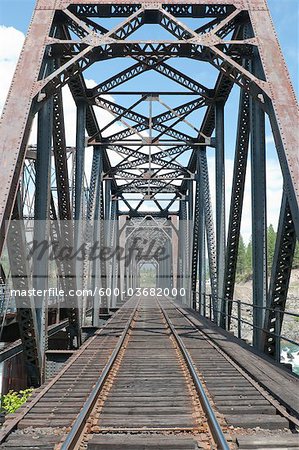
[[266, 135, 275, 145], [0, 25, 127, 148], [207, 155, 282, 244], [0, 26, 25, 114], [0, 25, 24, 62]]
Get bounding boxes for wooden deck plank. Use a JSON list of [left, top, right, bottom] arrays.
[[182, 306, 299, 417]]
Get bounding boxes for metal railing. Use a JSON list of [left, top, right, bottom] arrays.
[[194, 292, 299, 364]]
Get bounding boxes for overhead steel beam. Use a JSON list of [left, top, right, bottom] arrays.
[[70, 3, 234, 18]]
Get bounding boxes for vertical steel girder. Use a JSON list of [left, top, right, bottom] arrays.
[[188, 180, 194, 306], [52, 91, 72, 221], [32, 95, 53, 379], [97, 230, 107, 317], [74, 101, 87, 223], [263, 193, 297, 358], [251, 92, 267, 350], [178, 199, 188, 303], [82, 152, 98, 323], [110, 203, 120, 308], [107, 199, 118, 307], [72, 100, 87, 344], [160, 236, 172, 290], [197, 154, 206, 315], [215, 101, 226, 324], [7, 194, 41, 387], [52, 91, 81, 345], [118, 216, 126, 302], [221, 88, 250, 327], [177, 203, 183, 301], [104, 179, 112, 309], [167, 230, 174, 290], [198, 219, 206, 316], [199, 148, 218, 320], [90, 148, 104, 327], [49, 195, 66, 311], [191, 154, 201, 309], [74, 98, 87, 297]]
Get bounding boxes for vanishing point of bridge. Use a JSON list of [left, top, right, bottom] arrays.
[[0, 0, 298, 448]]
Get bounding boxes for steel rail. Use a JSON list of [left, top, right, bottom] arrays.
[[60, 299, 140, 450], [157, 298, 230, 450], [0, 307, 125, 445], [171, 300, 299, 427]]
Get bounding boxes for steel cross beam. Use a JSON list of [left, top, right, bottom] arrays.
[[92, 96, 201, 144], [70, 3, 235, 18]]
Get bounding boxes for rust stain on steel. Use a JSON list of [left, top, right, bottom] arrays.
[[249, 8, 299, 205], [36, 0, 58, 9], [0, 8, 55, 251]]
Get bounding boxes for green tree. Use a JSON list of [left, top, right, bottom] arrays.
[[237, 235, 246, 276], [267, 224, 276, 272], [245, 238, 252, 276]]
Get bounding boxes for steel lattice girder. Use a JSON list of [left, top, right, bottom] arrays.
[[221, 87, 250, 326], [7, 193, 42, 387], [263, 193, 297, 358], [0, 0, 298, 379]]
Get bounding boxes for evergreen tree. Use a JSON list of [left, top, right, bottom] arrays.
[[237, 235, 246, 276], [267, 224, 276, 272], [245, 237, 252, 275]]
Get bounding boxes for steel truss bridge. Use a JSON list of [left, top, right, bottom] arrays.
[[0, 0, 298, 397]]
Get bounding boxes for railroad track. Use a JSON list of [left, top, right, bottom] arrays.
[[0, 296, 298, 449], [59, 296, 230, 449], [166, 300, 299, 428]]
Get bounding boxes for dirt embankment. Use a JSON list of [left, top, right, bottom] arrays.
[[231, 269, 299, 343]]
